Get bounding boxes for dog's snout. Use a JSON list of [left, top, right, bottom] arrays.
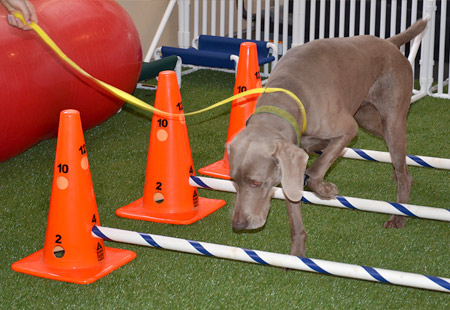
[[232, 217, 248, 231]]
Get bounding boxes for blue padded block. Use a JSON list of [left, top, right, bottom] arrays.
[[161, 35, 275, 69], [198, 35, 270, 59], [161, 46, 236, 69], [259, 56, 276, 65]]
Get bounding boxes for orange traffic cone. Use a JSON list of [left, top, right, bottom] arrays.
[[116, 70, 226, 224], [198, 42, 262, 179], [11, 109, 136, 284]]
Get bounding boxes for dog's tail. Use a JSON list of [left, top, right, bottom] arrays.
[[387, 17, 430, 48]]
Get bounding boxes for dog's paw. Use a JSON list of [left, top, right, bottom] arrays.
[[383, 215, 406, 228], [308, 180, 339, 199]]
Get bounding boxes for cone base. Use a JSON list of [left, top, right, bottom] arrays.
[[11, 247, 136, 284], [198, 159, 231, 180], [116, 196, 226, 224]]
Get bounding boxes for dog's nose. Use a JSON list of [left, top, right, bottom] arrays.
[[232, 218, 248, 231]]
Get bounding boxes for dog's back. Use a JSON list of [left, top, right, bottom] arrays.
[[265, 35, 402, 134], [264, 19, 428, 135]]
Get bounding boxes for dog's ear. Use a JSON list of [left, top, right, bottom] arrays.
[[273, 140, 308, 202]]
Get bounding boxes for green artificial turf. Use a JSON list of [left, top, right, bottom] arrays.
[[1, 70, 449, 309]]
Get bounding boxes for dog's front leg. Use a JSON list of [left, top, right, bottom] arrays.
[[305, 136, 350, 198], [305, 122, 358, 199], [286, 199, 306, 257]]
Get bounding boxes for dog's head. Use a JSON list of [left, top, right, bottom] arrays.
[[228, 127, 308, 231]]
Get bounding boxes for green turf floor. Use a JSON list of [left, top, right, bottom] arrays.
[[1, 70, 449, 309]]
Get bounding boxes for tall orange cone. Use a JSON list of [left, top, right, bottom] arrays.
[[198, 42, 262, 179], [11, 110, 136, 284], [116, 70, 226, 224]]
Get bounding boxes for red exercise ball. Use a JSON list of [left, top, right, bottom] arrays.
[[0, 0, 142, 162]]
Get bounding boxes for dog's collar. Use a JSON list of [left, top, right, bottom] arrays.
[[260, 88, 307, 134], [253, 105, 302, 147]]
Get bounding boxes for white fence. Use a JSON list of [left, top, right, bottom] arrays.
[[145, 0, 449, 101]]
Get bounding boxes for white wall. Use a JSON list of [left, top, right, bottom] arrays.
[[117, 0, 179, 59]]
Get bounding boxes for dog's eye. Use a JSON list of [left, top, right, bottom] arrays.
[[250, 180, 262, 188]]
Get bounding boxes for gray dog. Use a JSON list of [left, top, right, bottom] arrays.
[[227, 19, 429, 257]]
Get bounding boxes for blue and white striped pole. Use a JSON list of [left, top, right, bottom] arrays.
[[189, 176, 450, 222], [92, 226, 450, 293], [339, 148, 450, 170]]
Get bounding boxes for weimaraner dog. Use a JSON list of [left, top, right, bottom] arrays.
[[228, 19, 429, 257]]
